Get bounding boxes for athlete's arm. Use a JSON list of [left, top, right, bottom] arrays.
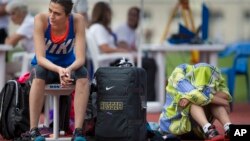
[[66, 13, 85, 72]]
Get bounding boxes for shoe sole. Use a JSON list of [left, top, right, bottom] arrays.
[[204, 135, 224, 141]]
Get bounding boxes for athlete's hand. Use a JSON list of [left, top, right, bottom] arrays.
[[59, 67, 73, 87], [179, 98, 190, 108]]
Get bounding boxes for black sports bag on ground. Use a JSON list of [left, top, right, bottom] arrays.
[[0, 80, 30, 140], [94, 66, 147, 141]]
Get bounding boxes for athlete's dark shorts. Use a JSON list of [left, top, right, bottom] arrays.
[[30, 65, 88, 84]]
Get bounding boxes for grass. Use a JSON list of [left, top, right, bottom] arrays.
[[164, 52, 249, 103]]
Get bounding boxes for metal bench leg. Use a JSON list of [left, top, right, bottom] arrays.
[[44, 95, 51, 127], [53, 95, 59, 139]]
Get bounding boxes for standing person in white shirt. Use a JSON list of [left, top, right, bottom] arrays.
[[115, 6, 157, 101], [0, 0, 9, 44], [4, 0, 34, 79]]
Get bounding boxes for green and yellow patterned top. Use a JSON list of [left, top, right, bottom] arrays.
[[159, 63, 232, 136]]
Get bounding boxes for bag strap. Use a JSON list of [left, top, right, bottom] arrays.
[[0, 83, 7, 120], [8, 80, 19, 106]]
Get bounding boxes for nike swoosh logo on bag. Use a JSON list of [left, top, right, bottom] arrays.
[[105, 86, 114, 91]]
